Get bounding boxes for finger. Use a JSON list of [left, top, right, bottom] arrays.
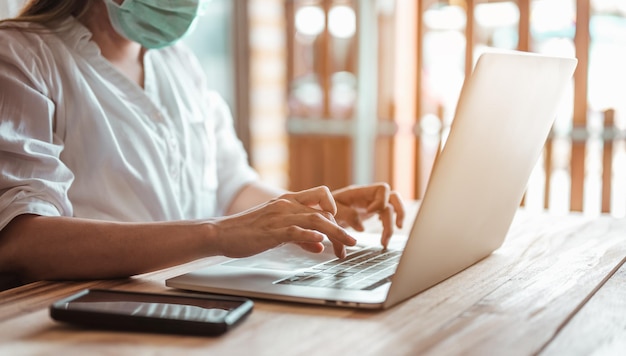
[[389, 191, 405, 228], [331, 239, 347, 259], [276, 225, 326, 246], [338, 202, 364, 231], [282, 217, 350, 258], [270, 198, 336, 223], [291, 186, 337, 216], [379, 206, 394, 249], [366, 184, 391, 213], [296, 241, 325, 254], [279, 212, 357, 247]]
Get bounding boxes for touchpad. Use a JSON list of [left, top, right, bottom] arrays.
[[223, 241, 362, 271]]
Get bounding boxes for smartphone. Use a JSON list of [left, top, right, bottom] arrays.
[[50, 289, 253, 336]]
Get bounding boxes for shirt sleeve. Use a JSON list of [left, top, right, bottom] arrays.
[[0, 29, 74, 231]]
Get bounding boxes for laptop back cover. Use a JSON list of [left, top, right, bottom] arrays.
[[384, 51, 577, 308]]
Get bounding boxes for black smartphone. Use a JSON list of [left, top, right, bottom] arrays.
[[49, 289, 253, 336]]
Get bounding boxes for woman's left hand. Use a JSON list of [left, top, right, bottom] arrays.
[[332, 183, 405, 248]]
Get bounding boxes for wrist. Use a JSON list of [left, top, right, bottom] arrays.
[[197, 219, 222, 257]]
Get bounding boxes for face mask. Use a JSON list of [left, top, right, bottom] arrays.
[[103, 0, 209, 49]]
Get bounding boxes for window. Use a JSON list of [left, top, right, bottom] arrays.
[[283, 0, 626, 215]]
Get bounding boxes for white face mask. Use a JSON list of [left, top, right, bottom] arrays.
[[103, 0, 209, 49]]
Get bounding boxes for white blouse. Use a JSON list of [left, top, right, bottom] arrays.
[[0, 18, 258, 230]]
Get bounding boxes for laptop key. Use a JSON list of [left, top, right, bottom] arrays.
[[275, 247, 400, 290]]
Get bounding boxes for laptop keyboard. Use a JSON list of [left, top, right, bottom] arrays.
[[275, 247, 401, 290]]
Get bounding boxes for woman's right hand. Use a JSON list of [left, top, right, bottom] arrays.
[[210, 186, 357, 259]]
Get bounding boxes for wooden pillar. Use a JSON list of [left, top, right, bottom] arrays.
[[414, 0, 425, 199], [570, 0, 590, 211], [517, 0, 530, 52], [601, 109, 616, 213], [465, 0, 475, 78], [518, 0, 531, 207], [233, 1, 251, 161], [390, 0, 418, 199]]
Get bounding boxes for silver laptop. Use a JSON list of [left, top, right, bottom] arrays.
[[167, 51, 577, 309]]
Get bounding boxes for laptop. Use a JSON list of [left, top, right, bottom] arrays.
[[166, 51, 578, 309]]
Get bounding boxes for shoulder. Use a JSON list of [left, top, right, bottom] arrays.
[[0, 22, 64, 90], [0, 21, 57, 57]]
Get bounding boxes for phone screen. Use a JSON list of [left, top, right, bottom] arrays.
[[59, 290, 244, 322], [50, 289, 253, 335]]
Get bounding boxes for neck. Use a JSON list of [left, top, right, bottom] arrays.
[[79, 1, 145, 87]]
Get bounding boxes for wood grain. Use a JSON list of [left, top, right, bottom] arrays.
[[0, 212, 624, 355], [540, 257, 626, 355]]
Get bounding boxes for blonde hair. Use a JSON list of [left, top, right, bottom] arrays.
[[0, 0, 93, 28]]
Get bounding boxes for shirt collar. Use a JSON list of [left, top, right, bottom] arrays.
[[54, 17, 100, 57]]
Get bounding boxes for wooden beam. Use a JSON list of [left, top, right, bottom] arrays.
[[544, 142, 553, 210], [601, 109, 616, 213], [518, 0, 531, 52], [413, 0, 425, 199], [465, 0, 475, 78], [233, 0, 251, 161], [519, 0, 532, 208], [570, 0, 590, 211]]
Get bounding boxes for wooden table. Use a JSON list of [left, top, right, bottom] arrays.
[[1, 210, 625, 355]]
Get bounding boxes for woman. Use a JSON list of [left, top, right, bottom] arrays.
[[0, 0, 404, 284]]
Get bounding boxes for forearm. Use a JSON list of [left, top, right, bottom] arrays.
[[0, 186, 361, 282], [0, 214, 218, 282]]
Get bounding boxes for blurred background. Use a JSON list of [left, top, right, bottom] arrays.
[[2, 0, 626, 217]]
